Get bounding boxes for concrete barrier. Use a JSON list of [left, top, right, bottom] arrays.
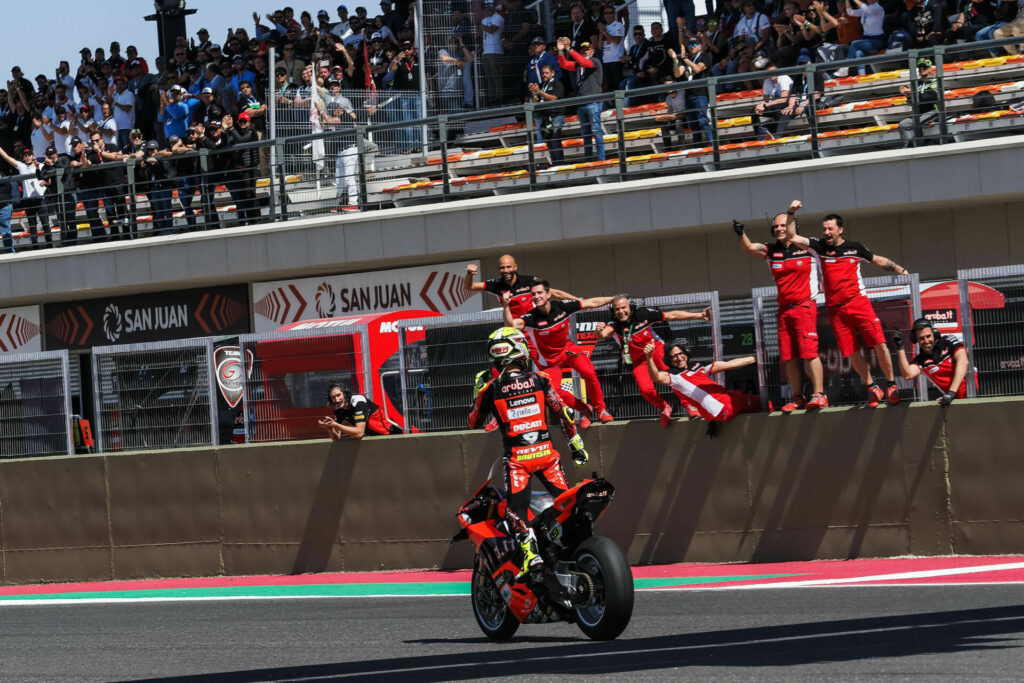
[[0, 398, 1021, 585]]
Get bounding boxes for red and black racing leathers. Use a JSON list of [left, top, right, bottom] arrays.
[[468, 368, 578, 534]]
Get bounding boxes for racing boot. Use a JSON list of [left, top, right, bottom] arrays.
[[886, 382, 901, 405], [596, 407, 615, 423], [516, 528, 543, 580], [659, 404, 673, 427]]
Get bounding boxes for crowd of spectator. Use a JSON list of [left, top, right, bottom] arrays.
[[1, 0, 1022, 252]]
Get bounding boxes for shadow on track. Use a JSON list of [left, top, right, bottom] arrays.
[[131, 604, 1024, 682]]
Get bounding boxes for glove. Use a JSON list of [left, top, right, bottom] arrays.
[[473, 369, 489, 397], [732, 219, 745, 236], [568, 434, 589, 467], [937, 392, 954, 407], [891, 330, 904, 350]]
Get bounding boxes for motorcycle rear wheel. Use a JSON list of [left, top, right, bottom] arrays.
[[471, 564, 520, 641], [572, 536, 634, 640]]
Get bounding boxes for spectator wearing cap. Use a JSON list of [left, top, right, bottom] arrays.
[[127, 60, 157, 140], [51, 106, 73, 156], [69, 131, 110, 243], [556, 37, 605, 161], [528, 63, 567, 164], [194, 28, 213, 58], [195, 86, 226, 126], [224, 112, 261, 226], [448, 4, 476, 108], [97, 102, 119, 147], [898, 59, 940, 147], [331, 5, 352, 39], [91, 132, 131, 240], [136, 139, 175, 236], [71, 103, 97, 147], [10, 67, 35, 98], [168, 126, 202, 230], [0, 144, 49, 249], [110, 74, 136, 149], [229, 57, 257, 103], [56, 61, 76, 94], [343, 18, 369, 48], [379, 0, 404, 37], [0, 139, 19, 252], [480, 0, 506, 107], [159, 85, 200, 141], [365, 33, 390, 90], [654, 74, 688, 150], [316, 8, 334, 33], [197, 118, 229, 230], [37, 144, 73, 247], [123, 46, 148, 74], [525, 37, 561, 88], [370, 15, 397, 44]]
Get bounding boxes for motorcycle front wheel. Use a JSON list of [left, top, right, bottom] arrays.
[[572, 535, 634, 640], [471, 564, 520, 641]]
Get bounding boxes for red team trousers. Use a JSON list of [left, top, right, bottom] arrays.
[[541, 344, 607, 414]]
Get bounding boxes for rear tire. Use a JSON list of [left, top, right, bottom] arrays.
[[471, 564, 519, 641], [572, 536, 634, 640]]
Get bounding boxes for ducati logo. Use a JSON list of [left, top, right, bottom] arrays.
[[103, 303, 123, 343], [315, 282, 337, 318], [523, 432, 539, 443]]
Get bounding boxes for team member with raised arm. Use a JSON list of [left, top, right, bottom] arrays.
[[504, 281, 616, 424], [734, 201, 827, 412], [783, 206, 909, 408]]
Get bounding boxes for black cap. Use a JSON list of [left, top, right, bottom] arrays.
[[145, 140, 159, 150], [70, 136, 82, 146], [45, 145, 57, 155]]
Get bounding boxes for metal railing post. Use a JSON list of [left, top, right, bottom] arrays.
[[356, 126, 369, 209], [615, 91, 627, 181], [439, 116, 452, 199], [934, 46, 949, 144], [957, 275, 978, 398], [275, 139, 288, 220], [707, 76, 720, 169], [524, 104, 537, 189], [805, 63, 819, 157], [907, 50, 922, 147]]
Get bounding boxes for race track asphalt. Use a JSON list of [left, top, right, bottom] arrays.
[[2, 584, 1023, 682]]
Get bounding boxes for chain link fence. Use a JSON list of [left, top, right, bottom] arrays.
[[91, 339, 218, 453], [239, 324, 373, 443], [753, 274, 925, 411], [957, 265, 1024, 398], [0, 350, 73, 458]]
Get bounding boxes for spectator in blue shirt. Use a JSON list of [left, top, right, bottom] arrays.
[[158, 85, 200, 140], [524, 37, 561, 87], [229, 56, 257, 101]]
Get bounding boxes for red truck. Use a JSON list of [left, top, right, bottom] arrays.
[[246, 309, 439, 442]]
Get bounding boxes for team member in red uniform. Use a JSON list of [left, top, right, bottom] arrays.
[[468, 335, 589, 577], [894, 319, 969, 405], [463, 254, 577, 318], [505, 281, 616, 423], [596, 296, 712, 426], [318, 384, 400, 439], [735, 200, 827, 412], [644, 341, 760, 432], [786, 209, 909, 408]]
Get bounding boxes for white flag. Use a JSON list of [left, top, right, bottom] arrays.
[[309, 83, 326, 172]]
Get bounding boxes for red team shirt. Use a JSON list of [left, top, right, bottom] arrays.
[[520, 299, 583, 367], [807, 238, 874, 306], [912, 335, 968, 398], [607, 307, 667, 364], [667, 363, 731, 421], [485, 274, 541, 317], [767, 241, 821, 307]]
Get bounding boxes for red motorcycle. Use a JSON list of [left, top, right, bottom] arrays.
[[453, 469, 634, 641]]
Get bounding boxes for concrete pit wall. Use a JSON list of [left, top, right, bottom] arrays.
[[1, 398, 1022, 585]]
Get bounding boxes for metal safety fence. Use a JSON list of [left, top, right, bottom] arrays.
[[752, 274, 925, 411], [91, 339, 218, 453], [572, 292, 722, 422], [0, 350, 73, 458], [395, 292, 721, 432], [956, 265, 1024, 399], [239, 324, 373, 443]]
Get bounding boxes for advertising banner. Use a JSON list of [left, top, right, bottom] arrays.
[[44, 285, 250, 350], [252, 260, 482, 332], [0, 305, 42, 353]]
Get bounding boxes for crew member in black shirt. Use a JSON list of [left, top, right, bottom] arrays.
[[894, 319, 970, 405], [318, 383, 400, 438]]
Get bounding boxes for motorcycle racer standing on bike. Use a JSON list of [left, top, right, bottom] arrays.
[[469, 334, 589, 578]]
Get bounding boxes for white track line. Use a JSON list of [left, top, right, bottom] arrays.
[[667, 561, 1024, 590]]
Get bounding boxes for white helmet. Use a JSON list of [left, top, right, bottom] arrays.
[[488, 336, 530, 368]]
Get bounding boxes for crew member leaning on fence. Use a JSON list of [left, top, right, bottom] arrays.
[[893, 319, 970, 406], [644, 340, 760, 436], [318, 383, 401, 439], [595, 296, 711, 427]]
